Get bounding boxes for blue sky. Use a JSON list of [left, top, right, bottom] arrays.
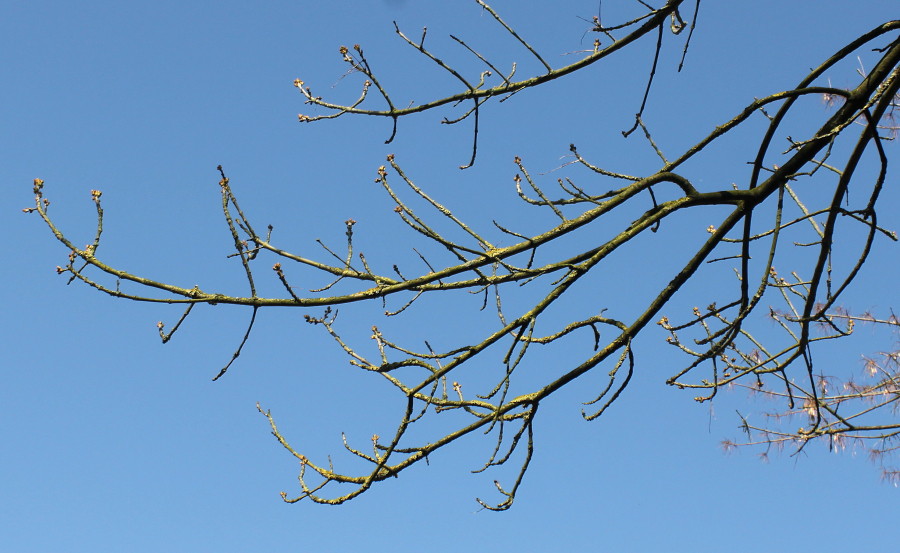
[[4, 1, 899, 551]]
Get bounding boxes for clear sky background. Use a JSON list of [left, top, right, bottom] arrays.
[[3, 1, 899, 552]]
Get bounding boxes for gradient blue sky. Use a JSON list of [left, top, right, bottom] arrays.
[[4, 2, 899, 552]]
